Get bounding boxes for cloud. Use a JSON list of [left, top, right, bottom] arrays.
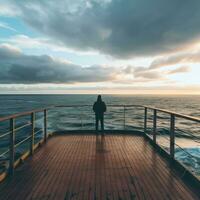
[[150, 51, 200, 69], [0, 22, 17, 32], [122, 66, 165, 80], [167, 66, 191, 75], [0, 2, 19, 16], [0, 43, 22, 56], [122, 64, 191, 82], [133, 67, 164, 79], [0, 44, 117, 84], [1, 34, 99, 56], [5, 0, 200, 58], [0, 44, 175, 85]]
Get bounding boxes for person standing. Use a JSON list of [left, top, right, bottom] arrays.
[[93, 95, 106, 133]]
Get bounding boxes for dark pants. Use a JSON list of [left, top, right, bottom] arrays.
[[95, 114, 104, 131]]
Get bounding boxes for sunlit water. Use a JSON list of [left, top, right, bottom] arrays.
[[0, 94, 199, 177]]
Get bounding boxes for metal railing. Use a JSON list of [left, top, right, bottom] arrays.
[[0, 108, 49, 176], [52, 104, 145, 131], [144, 106, 200, 180], [0, 104, 199, 181]]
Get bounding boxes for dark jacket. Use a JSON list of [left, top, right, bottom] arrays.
[[93, 101, 106, 116]]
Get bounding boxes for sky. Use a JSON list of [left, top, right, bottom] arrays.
[[0, 0, 200, 94]]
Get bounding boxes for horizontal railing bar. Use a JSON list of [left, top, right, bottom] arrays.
[[0, 149, 9, 157], [0, 104, 199, 124], [0, 105, 142, 122], [54, 104, 144, 108], [0, 122, 42, 138], [144, 106, 200, 123], [34, 128, 43, 136], [0, 131, 11, 138], [14, 128, 43, 148], [152, 129, 200, 159], [14, 135, 32, 148], [0, 106, 53, 122], [14, 122, 32, 132], [175, 128, 200, 141], [175, 143, 200, 161]]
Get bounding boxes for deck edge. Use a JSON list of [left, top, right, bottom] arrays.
[[144, 133, 200, 197]]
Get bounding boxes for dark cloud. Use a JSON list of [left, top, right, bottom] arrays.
[[0, 45, 116, 84], [0, 44, 192, 85], [9, 0, 200, 58]]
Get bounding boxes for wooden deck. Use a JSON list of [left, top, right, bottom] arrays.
[[0, 134, 199, 200]]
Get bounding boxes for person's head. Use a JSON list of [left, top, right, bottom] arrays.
[[97, 95, 102, 102]]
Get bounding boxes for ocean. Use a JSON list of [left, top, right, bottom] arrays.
[[0, 94, 200, 117], [0, 94, 199, 177]]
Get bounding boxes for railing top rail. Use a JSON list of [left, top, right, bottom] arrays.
[[0, 104, 145, 122], [0, 104, 199, 123], [54, 104, 144, 108], [145, 106, 200, 123], [0, 107, 52, 122]]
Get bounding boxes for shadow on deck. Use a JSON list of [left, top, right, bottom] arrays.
[[0, 134, 199, 200]]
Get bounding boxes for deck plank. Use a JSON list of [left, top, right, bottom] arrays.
[[0, 134, 199, 200]]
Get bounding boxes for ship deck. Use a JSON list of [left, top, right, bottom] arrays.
[[0, 134, 199, 200]]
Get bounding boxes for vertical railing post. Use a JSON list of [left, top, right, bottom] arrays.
[[9, 118, 15, 175], [81, 109, 83, 130], [170, 114, 175, 159], [123, 106, 126, 130], [144, 107, 147, 133], [30, 112, 35, 155], [153, 109, 157, 143], [44, 109, 47, 142]]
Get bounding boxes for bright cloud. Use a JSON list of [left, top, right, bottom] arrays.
[[167, 66, 191, 75]]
